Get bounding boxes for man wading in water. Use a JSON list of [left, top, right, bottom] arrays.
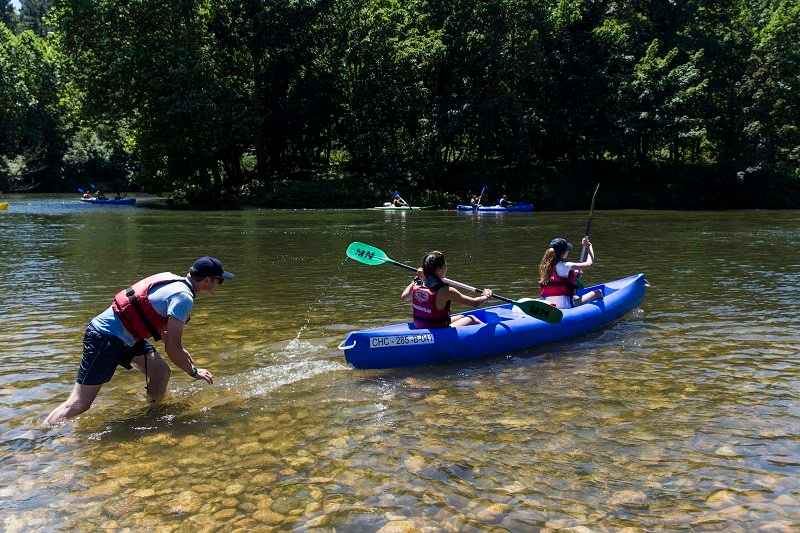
[[44, 257, 233, 425]]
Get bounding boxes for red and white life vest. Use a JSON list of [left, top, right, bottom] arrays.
[[411, 278, 451, 328], [111, 273, 195, 341], [539, 266, 578, 298]]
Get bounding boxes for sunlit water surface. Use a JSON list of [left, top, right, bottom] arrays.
[[0, 195, 798, 531]]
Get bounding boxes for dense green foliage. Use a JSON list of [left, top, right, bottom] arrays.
[[1, 2, 15, 30], [1, 0, 798, 207]]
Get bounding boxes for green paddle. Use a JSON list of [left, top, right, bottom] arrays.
[[346, 242, 563, 323]]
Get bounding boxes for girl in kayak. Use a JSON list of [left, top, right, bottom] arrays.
[[538, 237, 602, 309], [401, 251, 492, 328]]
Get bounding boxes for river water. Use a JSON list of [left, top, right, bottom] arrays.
[[0, 195, 798, 531]]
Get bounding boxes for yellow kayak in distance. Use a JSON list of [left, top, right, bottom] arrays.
[[0, 202, 8, 210]]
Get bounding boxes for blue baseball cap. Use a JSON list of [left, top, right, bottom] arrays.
[[190, 256, 234, 280]]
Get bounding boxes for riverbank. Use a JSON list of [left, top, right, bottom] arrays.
[[158, 160, 800, 210], [5, 160, 799, 210]]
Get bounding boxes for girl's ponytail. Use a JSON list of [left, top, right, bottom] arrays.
[[538, 248, 557, 286]]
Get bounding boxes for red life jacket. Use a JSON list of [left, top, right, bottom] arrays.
[[111, 273, 195, 341], [411, 277, 451, 328], [540, 265, 578, 297]]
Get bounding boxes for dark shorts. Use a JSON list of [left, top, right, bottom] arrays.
[[76, 325, 155, 385]]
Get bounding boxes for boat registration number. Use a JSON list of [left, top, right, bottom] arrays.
[[370, 334, 434, 349]]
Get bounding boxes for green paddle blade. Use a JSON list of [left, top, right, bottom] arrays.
[[346, 241, 389, 266], [514, 298, 563, 323]]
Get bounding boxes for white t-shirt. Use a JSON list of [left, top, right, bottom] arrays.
[[555, 261, 576, 278], [545, 262, 578, 309]]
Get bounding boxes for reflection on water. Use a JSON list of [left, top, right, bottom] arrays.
[[1, 197, 799, 530]]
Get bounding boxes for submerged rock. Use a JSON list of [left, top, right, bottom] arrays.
[[714, 445, 738, 457], [178, 435, 202, 448], [224, 484, 245, 496], [303, 514, 330, 528], [133, 488, 156, 498], [237, 442, 262, 456], [250, 472, 277, 485], [253, 509, 285, 525], [758, 520, 795, 532], [475, 503, 511, 523], [377, 520, 419, 533], [706, 489, 737, 508], [169, 490, 202, 514], [403, 455, 426, 473], [212, 508, 238, 521], [608, 490, 648, 507]]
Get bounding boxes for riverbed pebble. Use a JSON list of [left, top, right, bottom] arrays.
[[377, 520, 419, 533], [608, 490, 648, 507], [475, 502, 510, 522], [224, 483, 245, 496], [706, 489, 737, 508], [212, 508, 238, 520], [404, 455, 426, 473], [715, 445, 738, 457], [169, 490, 202, 514], [253, 509, 285, 524]]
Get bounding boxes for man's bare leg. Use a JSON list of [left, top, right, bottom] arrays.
[[44, 383, 102, 425], [132, 350, 171, 403]]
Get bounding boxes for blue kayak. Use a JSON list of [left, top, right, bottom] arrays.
[[80, 198, 136, 206], [339, 273, 647, 369], [456, 203, 534, 212]]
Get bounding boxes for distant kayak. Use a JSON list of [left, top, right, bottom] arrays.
[[371, 205, 430, 211], [456, 203, 534, 212], [0, 202, 8, 210], [339, 273, 646, 369], [80, 198, 136, 206]]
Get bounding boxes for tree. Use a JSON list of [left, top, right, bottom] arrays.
[[18, 0, 49, 36], [741, 1, 800, 180], [1, 1, 16, 31], [0, 23, 74, 190]]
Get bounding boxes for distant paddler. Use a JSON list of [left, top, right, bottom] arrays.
[[391, 191, 409, 207], [44, 256, 234, 425], [538, 237, 601, 309]]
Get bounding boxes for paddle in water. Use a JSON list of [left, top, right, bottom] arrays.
[[580, 183, 600, 262], [476, 185, 487, 207], [345, 241, 563, 323]]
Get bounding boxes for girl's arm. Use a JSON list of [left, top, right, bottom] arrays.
[[446, 286, 492, 307], [570, 238, 595, 269], [401, 268, 424, 301], [400, 282, 415, 301]]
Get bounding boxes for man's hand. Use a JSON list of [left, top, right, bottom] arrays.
[[193, 367, 214, 384]]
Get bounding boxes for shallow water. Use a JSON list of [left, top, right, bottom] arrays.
[[1, 196, 799, 531]]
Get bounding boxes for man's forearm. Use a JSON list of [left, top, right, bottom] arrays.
[[165, 344, 195, 375]]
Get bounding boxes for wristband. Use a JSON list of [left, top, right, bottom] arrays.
[[190, 366, 199, 378]]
